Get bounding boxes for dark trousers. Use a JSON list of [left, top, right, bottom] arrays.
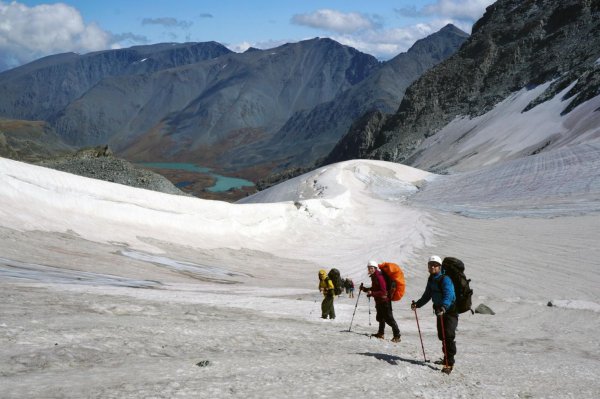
[[436, 312, 458, 365], [375, 301, 400, 337], [321, 295, 335, 319]]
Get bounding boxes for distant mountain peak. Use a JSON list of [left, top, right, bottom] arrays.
[[439, 23, 468, 35]]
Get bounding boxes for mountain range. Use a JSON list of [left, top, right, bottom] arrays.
[[2, 0, 598, 202], [0, 25, 468, 192]]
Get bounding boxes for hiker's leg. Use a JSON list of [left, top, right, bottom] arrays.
[[385, 302, 401, 337], [437, 312, 458, 365], [329, 297, 336, 319], [321, 297, 328, 318], [444, 313, 458, 365], [375, 302, 385, 334], [323, 295, 334, 318]]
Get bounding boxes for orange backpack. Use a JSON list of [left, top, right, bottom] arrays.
[[378, 262, 406, 301]]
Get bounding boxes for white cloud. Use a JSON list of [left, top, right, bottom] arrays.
[[227, 39, 290, 54], [291, 9, 376, 34], [228, 41, 253, 53], [0, 1, 115, 71], [332, 18, 472, 60], [289, 3, 490, 60], [422, 0, 494, 20]]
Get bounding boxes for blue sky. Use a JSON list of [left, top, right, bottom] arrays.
[[0, 1, 495, 71]]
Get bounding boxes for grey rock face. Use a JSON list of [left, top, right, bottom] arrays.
[[35, 146, 188, 196], [0, 42, 232, 121], [329, 0, 600, 165], [322, 110, 388, 165], [261, 24, 469, 171]]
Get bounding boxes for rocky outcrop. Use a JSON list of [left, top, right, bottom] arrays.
[[36, 146, 188, 196], [321, 110, 388, 165]]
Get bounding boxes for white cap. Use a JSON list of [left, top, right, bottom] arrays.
[[428, 255, 442, 265], [367, 260, 378, 268]]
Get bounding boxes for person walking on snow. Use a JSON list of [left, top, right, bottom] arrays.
[[318, 269, 335, 319], [411, 255, 457, 374], [360, 260, 401, 342]]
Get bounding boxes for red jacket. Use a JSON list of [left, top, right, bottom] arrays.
[[367, 269, 388, 304]]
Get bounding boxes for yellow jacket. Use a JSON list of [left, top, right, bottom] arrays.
[[318, 269, 334, 296]]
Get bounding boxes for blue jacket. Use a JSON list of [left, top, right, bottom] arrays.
[[415, 272, 456, 311]]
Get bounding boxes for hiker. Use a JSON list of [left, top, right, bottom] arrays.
[[344, 278, 351, 296], [348, 278, 355, 298], [318, 269, 335, 319], [360, 260, 401, 342], [411, 255, 457, 374]]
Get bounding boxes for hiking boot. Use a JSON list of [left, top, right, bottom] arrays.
[[441, 365, 453, 374], [371, 332, 384, 339], [391, 336, 401, 343]]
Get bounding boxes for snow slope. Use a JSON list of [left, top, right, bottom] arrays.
[[1, 92, 600, 397], [410, 82, 600, 173]]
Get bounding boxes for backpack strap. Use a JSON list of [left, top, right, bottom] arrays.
[[324, 277, 334, 293]]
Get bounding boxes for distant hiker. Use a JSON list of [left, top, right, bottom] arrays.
[[348, 278, 355, 298], [343, 278, 350, 295], [360, 260, 401, 342], [411, 255, 457, 374], [318, 269, 336, 319]]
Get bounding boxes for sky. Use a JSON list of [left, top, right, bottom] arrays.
[[0, 0, 496, 71]]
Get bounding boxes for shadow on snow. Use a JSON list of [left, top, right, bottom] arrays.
[[340, 330, 438, 370], [357, 352, 438, 370]]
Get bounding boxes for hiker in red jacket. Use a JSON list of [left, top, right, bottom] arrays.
[[360, 260, 401, 342]]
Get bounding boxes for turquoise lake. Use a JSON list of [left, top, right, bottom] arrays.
[[139, 162, 255, 192]]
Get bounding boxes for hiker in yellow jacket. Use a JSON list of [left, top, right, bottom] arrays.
[[318, 269, 336, 319]]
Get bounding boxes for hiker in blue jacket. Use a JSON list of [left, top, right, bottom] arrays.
[[411, 255, 458, 374]]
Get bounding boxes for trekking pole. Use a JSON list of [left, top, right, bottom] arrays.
[[413, 302, 428, 362], [368, 296, 372, 326], [439, 310, 449, 369], [347, 288, 362, 332]]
